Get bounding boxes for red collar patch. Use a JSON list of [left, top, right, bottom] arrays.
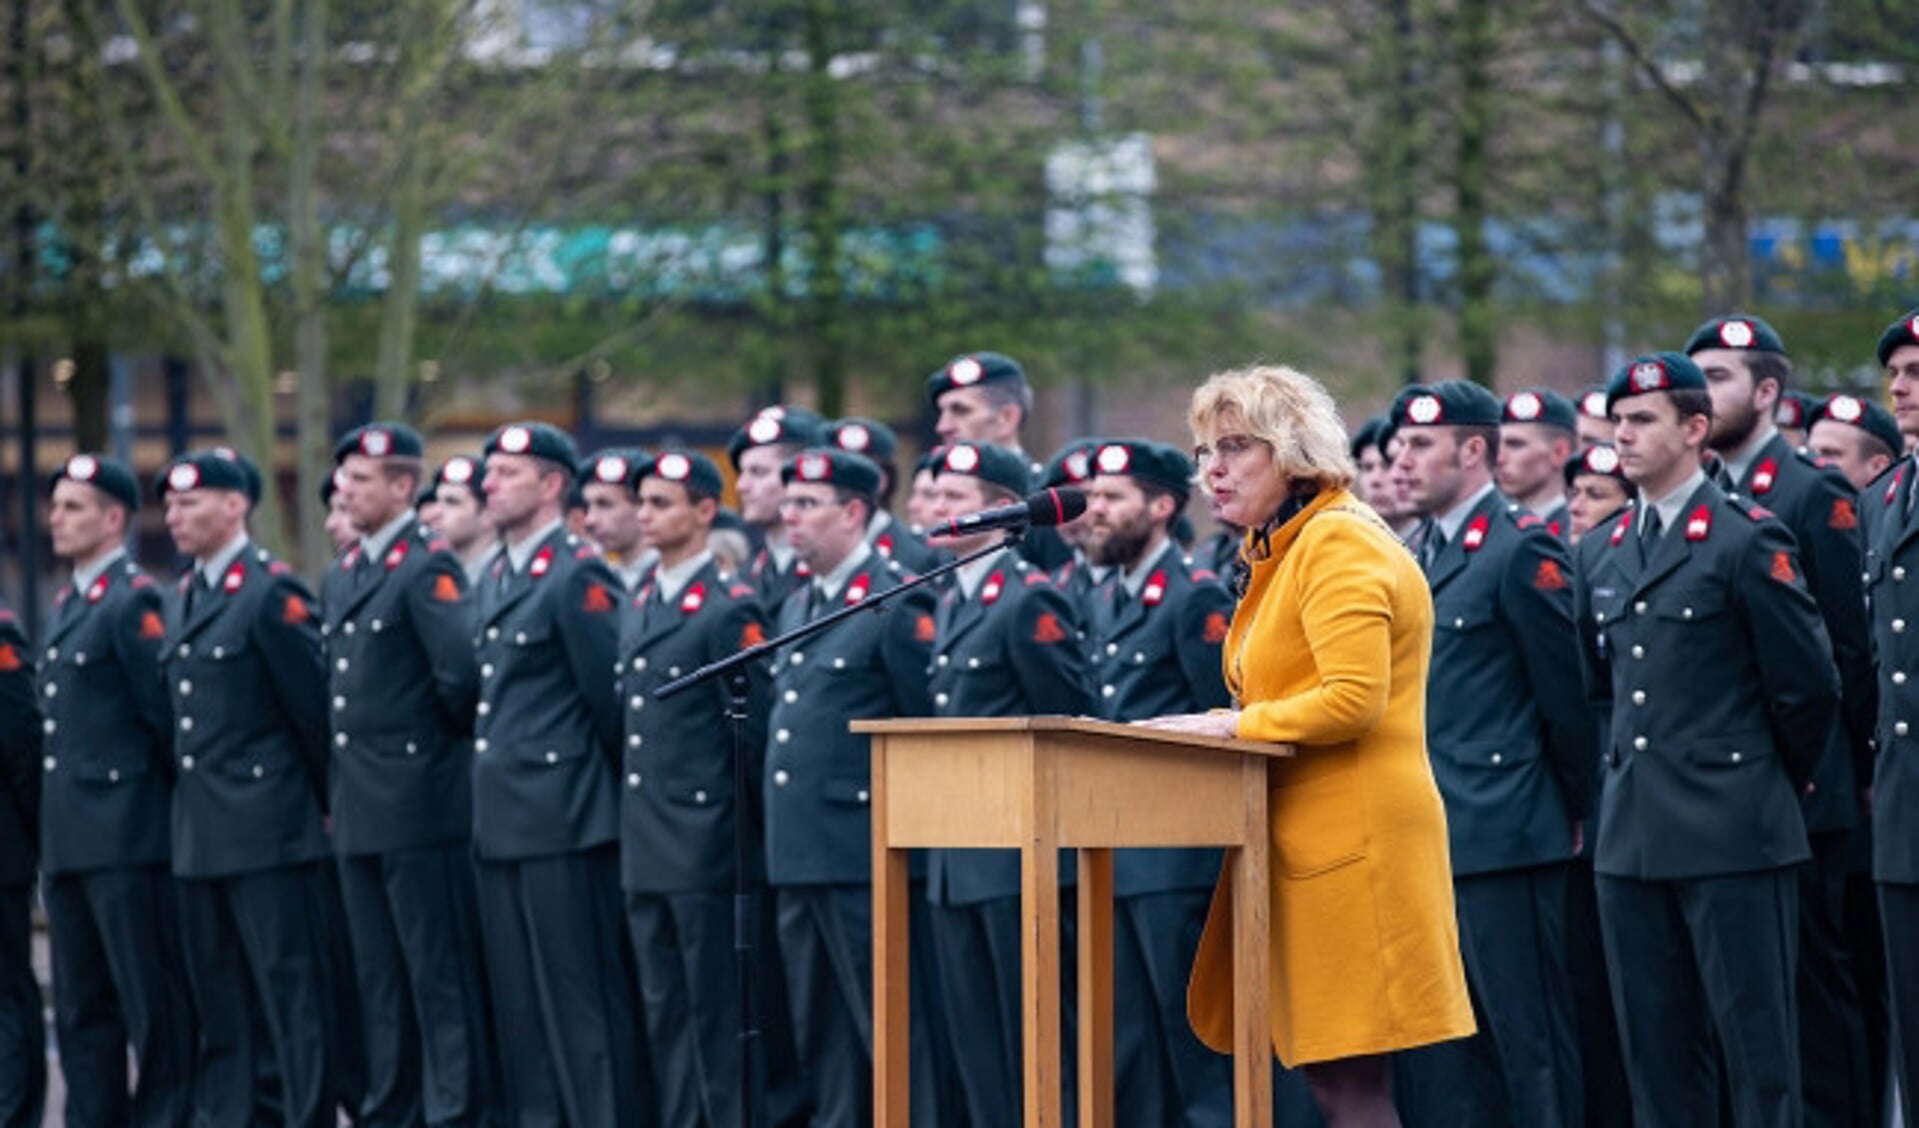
[[385, 538, 410, 570], [342, 545, 362, 570], [980, 570, 1005, 605], [1888, 468, 1907, 508], [845, 574, 871, 605], [874, 534, 894, 558], [1462, 514, 1490, 552], [1685, 505, 1713, 541], [223, 561, 247, 593], [681, 581, 706, 614], [1610, 511, 1633, 547], [1751, 458, 1777, 495], [1141, 570, 1167, 607], [86, 575, 109, 604], [529, 545, 554, 579]]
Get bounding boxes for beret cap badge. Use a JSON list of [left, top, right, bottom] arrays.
[[1507, 392, 1542, 421], [67, 455, 98, 481], [498, 426, 531, 454], [657, 453, 692, 481], [1406, 395, 1443, 425], [595, 457, 627, 483], [361, 429, 392, 457], [443, 458, 475, 484], [949, 357, 984, 386], [168, 463, 200, 492], [837, 423, 870, 452], [1718, 320, 1755, 348], [1096, 444, 1131, 474], [1629, 361, 1666, 391]]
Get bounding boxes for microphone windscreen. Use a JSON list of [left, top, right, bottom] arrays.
[[1029, 487, 1088, 527]]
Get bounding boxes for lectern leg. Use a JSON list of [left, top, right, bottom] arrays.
[[874, 845, 910, 1120], [1077, 848, 1115, 1128], [1233, 758, 1273, 1127], [1021, 843, 1063, 1127]]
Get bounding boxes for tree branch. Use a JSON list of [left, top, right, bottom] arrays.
[[112, 0, 225, 184], [1570, 0, 1710, 129]]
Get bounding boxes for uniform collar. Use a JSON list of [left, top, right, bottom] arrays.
[[198, 533, 251, 586], [866, 509, 893, 540], [1434, 481, 1497, 543], [613, 548, 659, 592], [1074, 548, 1112, 583], [1118, 537, 1173, 597], [655, 549, 713, 601], [73, 546, 128, 593], [1642, 467, 1708, 534], [813, 541, 873, 602], [955, 549, 1011, 600], [764, 534, 796, 573], [1723, 423, 1780, 485], [358, 508, 417, 562], [504, 518, 564, 573], [463, 544, 499, 586]]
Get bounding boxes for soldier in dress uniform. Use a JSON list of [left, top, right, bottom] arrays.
[[619, 449, 776, 1126], [427, 455, 496, 585], [156, 450, 344, 1128], [40, 455, 196, 1128], [733, 407, 828, 615], [922, 441, 1094, 1126], [470, 422, 647, 1126], [0, 597, 43, 1128], [764, 447, 937, 1126], [1388, 382, 1592, 1128], [1806, 393, 1901, 493], [1080, 439, 1238, 1127], [1564, 445, 1632, 545], [1573, 353, 1839, 1128], [1686, 314, 1877, 1128], [1861, 309, 1919, 1121], [581, 448, 660, 592], [823, 417, 943, 575], [1576, 388, 1614, 451], [1039, 438, 1107, 604], [926, 352, 1074, 571], [1497, 388, 1578, 536], [322, 424, 498, 1128]]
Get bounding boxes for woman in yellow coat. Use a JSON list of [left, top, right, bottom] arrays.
[[1142, 364, 1475, 1126]]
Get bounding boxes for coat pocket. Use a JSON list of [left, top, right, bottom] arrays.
[[1270, 765, 1369, 878]]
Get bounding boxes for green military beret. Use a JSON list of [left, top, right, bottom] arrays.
[[580, 447, 650, 492], [825, 417, 898, 462], [1774, 389, 1817, 431], [1091, 439, 1195, 499], [925, 351, 1026, 406], [1877, 309, 1919, 366], [1349, 416, 1388, 461], [782, 446, 883, 498], [484, 421, 579, 470], [1563, 443, 1628, 487], [413, 481, 436, 509], [155, 450, 255, 499], [1041, 438, 1103, 489], [1389, 381, 1503, 429], [333, 422, 425, 465], [642, 449, 724, 499], [1810, 393, 1902, 455], [51, 453, 141, 512], [1605, 352, 1707, 411], [1684, 314, 1786, 356], [914, 445, 948, 477], [728, 407, 826, 469], [934, 441, 1030, 496], [207, 446, 264, 504], [1502, 388, 1578, 432], [432, 455, 483, 495]]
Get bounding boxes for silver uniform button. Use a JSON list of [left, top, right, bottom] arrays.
[[107, 768, 119, 782], [968, 657, 980, 669], [630, 695, 645, 710], [776, 729, 791, 744], [178, 644, 191, 658], [1101, 685, 1115, 698], [42, 756, 54, 772], [211, 646, 224, 659], [790, 652, 805, 666], [634, 657, 647, 671], [70, 652, 83, 666], [1682, 608, 1694, 620], [936, 655, 948, 667], [1730, 752, 1743, 763], [783, 690, 799, 704], [477, 702, 491, 717], [1631, 645, 1645, 659], [935, 693, 950, 707], [487, 627, 500, 640], [336, 658, 349, 672], [1634, 601, 1648, 615], [1898, 620, 1910, 634], [344, 622, 356, 635], [179, 680, 192, 695], [627, 773, 642, 788], [1106, 643, 1119, 656], [179, 717, 193, 732], [694, 790, 708, 804], [544, 751, 558, 764], [45, 648, 56, 662], [405, 742, 418, 755], [628, 734, 642, 748], [482, 664, 495, 677], [181, 755, 195, 770], [1490, 752, 1503, 764], [668, 666, 681, 677], [475, 739, 489, 753], [1631, 690, 1646, 705], [1899, 721, 1911, 737], [1898, 567, 1908, 582], [335, 733, 348, 748], [857, 789, 869, 803], [334, 696, 346, 711], [1898, 672, 1910, 686], [1452, 618, 1464, 629], [832, 657, 846, 669], [516, 632, 528, 645], [1633, 736, 1648, 751], [773, 770, 789, 786], [370, 619, 383, 632], [43, 684, 55, 698], [251, 764, 264, 778], [42, 719, 55, 735]]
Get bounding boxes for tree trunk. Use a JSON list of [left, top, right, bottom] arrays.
[[1368, 0, 1423, 385], [801, 0, 847, 417], [289, 0, 331, 573], [1452, 0, 1496, 386]]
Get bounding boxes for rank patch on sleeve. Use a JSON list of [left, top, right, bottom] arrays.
[[432, 574, 462, 602], [1031, 612, 1067, 644], [915, 614, 937, 643], [582, 584, 614, 613], [1533, 559, 1569, 591], [1202, 611, 1229, 644], [1771, 552, 1796, 583], [282, 596, 311, 625], [1829, 497, 1859, 530], [740, 621, 766, 648], [0, 644, 18, 672], [139, 610, 166, 640]]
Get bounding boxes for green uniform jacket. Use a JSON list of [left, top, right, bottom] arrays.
[[320, 522, 480, 856], [1426, 493, 1596, 876], [619, 558, 770, 893], [766, 557, 935, 886], [1731, 434, 1873, 834], [162, 544, 331, 879], [471, 527, 624, 861], [39, 558, 173, 874], [1859, 458, 1919, 882], [1573, 481, 1836, 880], [925, 550, 1092, 906]]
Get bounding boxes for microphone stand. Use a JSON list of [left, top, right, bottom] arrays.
[[654, 527, 1026, 1128]]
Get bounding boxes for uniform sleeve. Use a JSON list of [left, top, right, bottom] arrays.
[[881, 587, 938, 718], [1236, 515, 1394, 744], [111, 586, 174, 760], [404, 550, 480, 736], [252, 575, 330, 806], [1502, 530, 1599, 819], [0, 618, 42, 849], [1737, 520, 1842, 789], [1009, 585, 1094, 716], [1792, 473, 1877, 792], [559, 560, 625, 761], [1174, 576, 1235, 712]]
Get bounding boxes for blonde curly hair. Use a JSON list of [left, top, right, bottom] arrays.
[[1188, 364, 1356, 496]]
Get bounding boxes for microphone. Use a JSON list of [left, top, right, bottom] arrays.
[[930, 487, 1087, 539]]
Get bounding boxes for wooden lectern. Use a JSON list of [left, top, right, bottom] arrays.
[[854, 716, 1295, 1128]]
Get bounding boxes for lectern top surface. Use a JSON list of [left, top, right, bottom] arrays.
[[849, 714, 1293, 757]]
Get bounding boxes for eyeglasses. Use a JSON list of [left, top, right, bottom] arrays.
[[1192, 434, 1266, 464]]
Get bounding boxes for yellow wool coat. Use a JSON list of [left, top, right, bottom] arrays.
[[1186, 488, 1476, 1066]]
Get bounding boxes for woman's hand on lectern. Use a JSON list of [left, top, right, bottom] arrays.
[[1134, 710, 1240, 738]]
